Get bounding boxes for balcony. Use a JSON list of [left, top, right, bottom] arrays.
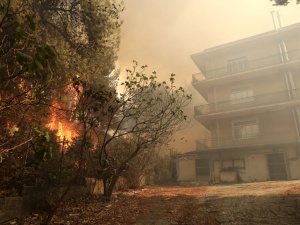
[[192, 49, 300, 82], [194, 89, 300, 117], [196, 130, 299, 151]]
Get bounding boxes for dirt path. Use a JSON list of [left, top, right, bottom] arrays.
[[5, 181, 300, 225], [134, 181, 300, 225], [197, 181, 300, 225]]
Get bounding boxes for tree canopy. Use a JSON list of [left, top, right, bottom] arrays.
[[73, 61, 191, 197], [271, 0, 300, 5], [0, 0, 123, 163], [1, 1, 192, 223]]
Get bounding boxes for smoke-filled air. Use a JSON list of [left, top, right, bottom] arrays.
[[1, 0, 300, 224]]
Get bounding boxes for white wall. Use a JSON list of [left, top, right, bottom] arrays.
[[287, 148, 300, 180], [246, 153, 269, 181], [177, 158, 195, 181]]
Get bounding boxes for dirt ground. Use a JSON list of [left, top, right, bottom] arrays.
[[4, 180, 300, 225]]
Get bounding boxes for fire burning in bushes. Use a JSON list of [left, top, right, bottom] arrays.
[[47, 102, 78, 144]]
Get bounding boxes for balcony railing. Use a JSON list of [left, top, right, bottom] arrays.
[[196, 130, 298, 151], [192, 49, 300, 81], [194, 89, 300, 116]]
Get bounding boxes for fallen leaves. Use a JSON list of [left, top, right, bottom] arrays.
[[4, 181, 300, 225], [3, 186, 207, 225]]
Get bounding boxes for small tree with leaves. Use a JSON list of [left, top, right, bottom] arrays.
[[75, 61, 191, 197]]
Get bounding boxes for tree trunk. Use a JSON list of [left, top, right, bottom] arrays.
[[102, 150, 140, 198], [42, 136, 88, 224], [103, 174, 119, 197], [41, 184, 74, 225], [103, 178, 108, 196]]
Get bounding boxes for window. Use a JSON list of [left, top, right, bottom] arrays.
[[230, 86, 254, 104], [233, 159, 245, 168], [214, 159, 245, 171], [227, 56, 248, 73], [195, 158, 210, 176], [233, 119, 258, 140]]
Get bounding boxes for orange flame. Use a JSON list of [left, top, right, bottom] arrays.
[[47, 102, 78, 145], [48, 119, 77, 143], [47, 84, 81, 145]]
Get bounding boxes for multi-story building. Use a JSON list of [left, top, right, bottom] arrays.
[[175, 22, 300, 184]]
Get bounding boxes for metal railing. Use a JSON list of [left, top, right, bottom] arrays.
[[192, 49, 300, 81], [196, 130, 298, 151], [194, 89, 300, 116]]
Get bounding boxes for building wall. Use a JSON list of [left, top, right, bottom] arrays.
[[292, 71, 300, 88], [203, 37, 279, 73], [285, 33, 300, 53], [207, 72, 287, 103], [177, 158, 196, 181], [258, 110, 296, 133], [186, 23, 300, 185], [204, 31, 299, 74], [243, 148, 300, 182], [210, 109, 296, 139], [210, 151, 246, 183], [286, 147, 300, 179], [176, 147, 300, 184], [245, 152, 269, 181], [177, 156, 211, 185]]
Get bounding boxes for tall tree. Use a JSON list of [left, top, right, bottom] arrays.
[[37, 0, 123, 81], [0, 0, 60, 164], [1, 1, 123, 223], [0, 0, 123, 163]]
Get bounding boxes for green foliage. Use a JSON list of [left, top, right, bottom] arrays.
[[121, 148, 161, 189], [0, 129, 58, 194], [33, 127, 52, 162], [38, 0, 124, 79], [271, 0, 300, 5], [150, 153, 177, 185], [75, 61, 192, 197], [0, 0, 122, 203]]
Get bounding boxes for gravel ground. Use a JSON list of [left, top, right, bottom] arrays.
[[3, 180, 300, 225], [196, 181, 300, 225]]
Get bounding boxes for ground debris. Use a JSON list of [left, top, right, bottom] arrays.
[[2, 181, 300, 225]]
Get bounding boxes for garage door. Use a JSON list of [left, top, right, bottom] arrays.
[[267, 153, 288, 180], [195, 158, 210, 177]]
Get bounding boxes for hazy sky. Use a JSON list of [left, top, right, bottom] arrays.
[[117, 0, 300, 152]]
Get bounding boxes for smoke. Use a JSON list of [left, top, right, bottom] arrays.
[[117, 0, 299, 152]]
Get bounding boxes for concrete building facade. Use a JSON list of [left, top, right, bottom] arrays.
[[176, 22, 300, 185]]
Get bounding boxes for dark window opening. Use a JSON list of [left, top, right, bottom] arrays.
[[195, 158, 210, 176], [267, 153, 288, 180]]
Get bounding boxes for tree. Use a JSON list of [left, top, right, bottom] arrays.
[[0, 0, 123, 161], [1, 0, 123, 223], [0, 0, 122, 166], [0, 0, 58, 161], [271, 0, 300, 5], [36, 0, 123, 80], [122, 146, 160, 189], [75, 61, 191, 197]]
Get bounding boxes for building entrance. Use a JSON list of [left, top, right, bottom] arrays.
[[195, 158, 210, 177], [267, 153, 288, 180]]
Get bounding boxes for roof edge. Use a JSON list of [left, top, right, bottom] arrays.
[[191, 22, 300, 57]]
